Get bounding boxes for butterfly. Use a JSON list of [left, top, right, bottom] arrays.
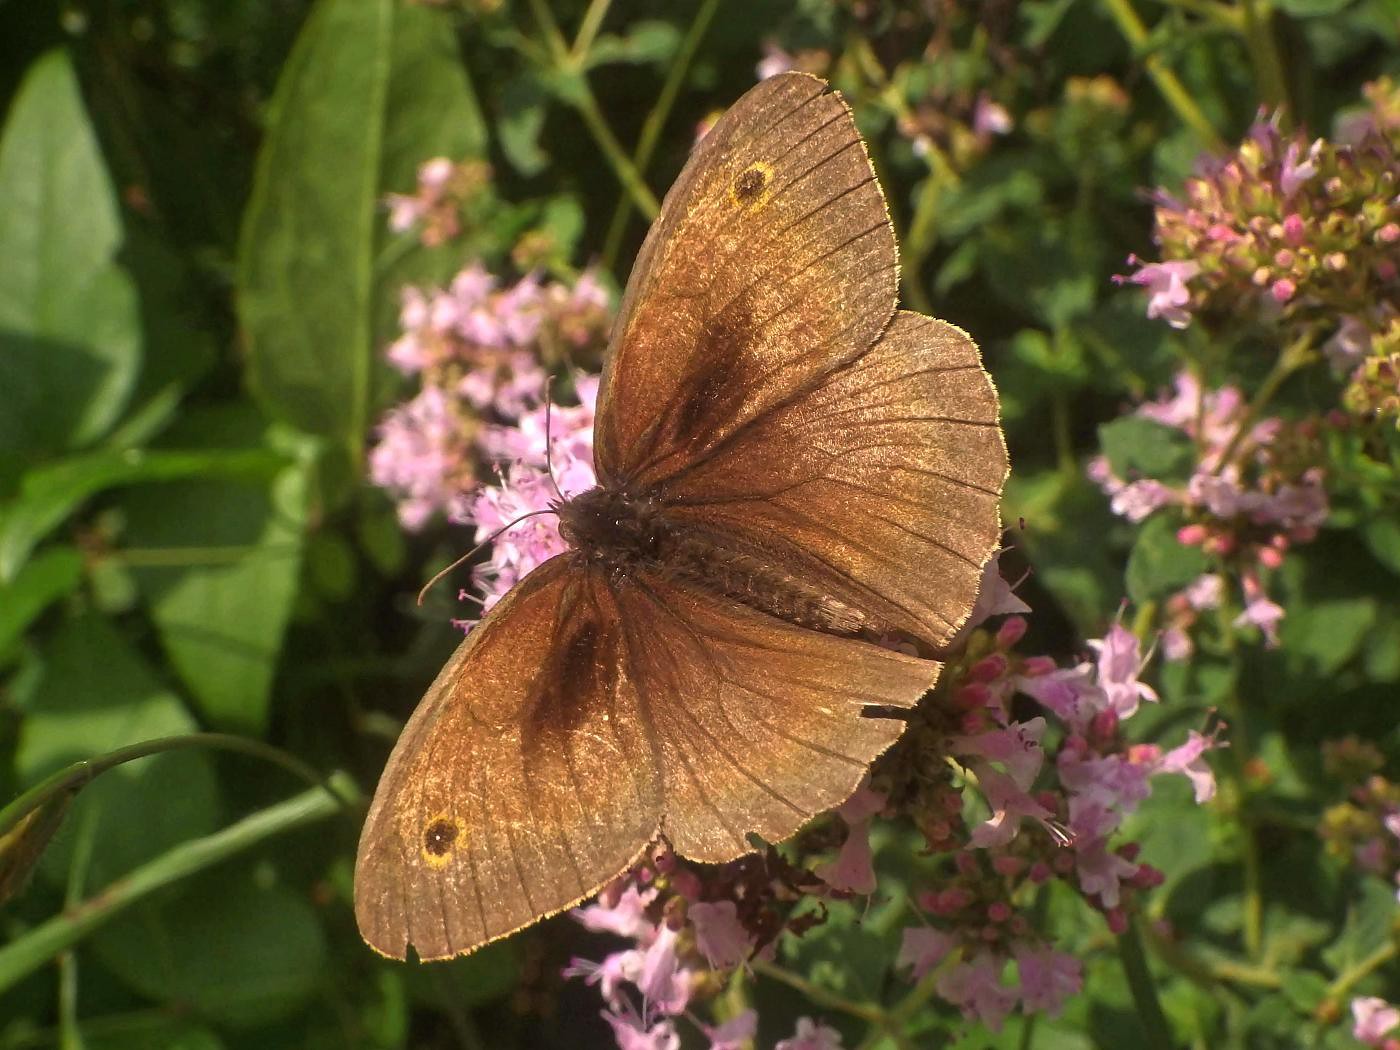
[[354, 71, 1008, 961]]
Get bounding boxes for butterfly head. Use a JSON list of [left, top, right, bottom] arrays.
[[556, 486, 666, 567]]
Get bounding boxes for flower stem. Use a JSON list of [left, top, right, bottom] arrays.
[[1238, 0, 1290, 121], [600, 0, 721, 272], [0, 772, 358, 993], [752, 960, 888, 1026], [1100, 0, 1227, 152], [1210, 333, 1317, 474], [1326, 940, 1399, 1002], [569, 0, 613, 62], [1117, 914, 1178, 1050], [0, 733, 342, 841], [526, 0, 660, 221]]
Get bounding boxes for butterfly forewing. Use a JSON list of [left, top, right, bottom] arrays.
[[354, 557, 662, 961], [594, 72, 897, 487]]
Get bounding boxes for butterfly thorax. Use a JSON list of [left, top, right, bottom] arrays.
[[558, 486, 871, 638]]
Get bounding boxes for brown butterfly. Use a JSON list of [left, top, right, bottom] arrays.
[[354, 71, 1008, 961]]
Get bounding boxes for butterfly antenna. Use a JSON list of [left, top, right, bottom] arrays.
[[543, 377, 566, 504], [416, 508, 558, 606]]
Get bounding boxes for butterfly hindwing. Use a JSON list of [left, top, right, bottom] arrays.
[[353, 557, 662, 961], [614, 568, 937, 862]]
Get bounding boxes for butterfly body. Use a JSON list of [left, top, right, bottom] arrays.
[[355, 72, 1009, 962], [558, 485, 872, 638]]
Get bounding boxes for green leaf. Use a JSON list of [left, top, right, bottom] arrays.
[[81, 1017, 223, 1050], [1126, 514, 1210, 604], [15, 614, 196, 785], [0, 50, 141, 468], [237, 0, 393, 446], [91, 869, 327, 1027], [1099, 416, 1196, 482], [0, 545, 82, 657], [498, 72, 550, 176], [120, 414, 308, 733], [0, 447, 283, 583], [1276, 0, 1354, 14], [584, 21, 682, 67], [1280, 596, 1377, 676], [1362, 516, 1400, 577]]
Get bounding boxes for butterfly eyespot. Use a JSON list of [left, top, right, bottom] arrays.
[[420, 815, 464, 868], [730, 162, 774, 209]]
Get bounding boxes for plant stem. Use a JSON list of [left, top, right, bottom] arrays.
[[569, 0, 613, 62], [1210, 334, 1317, 474], [1118, 915, 1178, 1050], [526, 0, 659, 222], [600, 0, 721, 273], [1100, 0, 1227, 151], [1326, 940, 1399, 1001], [0, 733, 343, 840], [0, 772, 358, 993], [752, 960, 888, 1026], [1238, 0, 1290, 121]]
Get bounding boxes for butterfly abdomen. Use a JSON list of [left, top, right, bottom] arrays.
[[557, 486, 870, 637]]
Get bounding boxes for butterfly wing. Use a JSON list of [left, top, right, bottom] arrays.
[[614, 569, 937, 862], [354, 556, 662, 961], [594, 71, 897, 485], [653, 311, 1007, 652]]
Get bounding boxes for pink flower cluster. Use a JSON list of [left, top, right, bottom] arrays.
[[1354, 996, 1400, 1050], [1090, 371, 1330, 651], [1117, 82, 1399, 349], [1319, 738, 1400, 903], [884, 590, 1215, 1031], [368, 265, 610, 530], [384, 156, 492, 247], [565, 849, 847, 1050]]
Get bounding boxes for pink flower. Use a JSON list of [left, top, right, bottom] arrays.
[[1088, 624, 1158, 719], [461, 464, 572, 614], [688, 901, 752, 970], [834, 780, 887, 823], [563, 949, 642, 1005], [1184, 574, 1224, 609], [1353, 997, 1400, 1047], [950, 718, 1047, 791], [637, 924, 691, 1016], [574, 885, 658, 940], [936, 952, 1018, 1031], [1146, 731, 1218, 802], [1014, 944, 1083, 1016], [1118, 258, 1199, 328], [1279, 138, 1321, 198], [1109, 479, 1176, 522], [1017, 667, 1104, 729], [756, 41, 796, 81], [973, 94, 1013, 137], [897, 926, 955, 980], [968, 766, 1057, 848], [815, 820, 877, 894], [1235, 593, 1284, 647], [1074, 839, 1139, 907], [776, 1017, 845, 1050], [369, 386, 469, 530], [1161, 627, 1193, 662], [700, 1011, 757, 1050], [602, 1007, 681, 1050]]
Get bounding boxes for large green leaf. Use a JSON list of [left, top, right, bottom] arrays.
[[237, 0, 393, 445], [0, 50, 142, 470], [238, 0, 485, 456], [119, 409, 309, 733]]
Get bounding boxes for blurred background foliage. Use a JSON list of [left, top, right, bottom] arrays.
[[0, 0, 1397, 1048]]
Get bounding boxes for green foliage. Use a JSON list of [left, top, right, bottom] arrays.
[[1, 0, 1398, 1047]]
